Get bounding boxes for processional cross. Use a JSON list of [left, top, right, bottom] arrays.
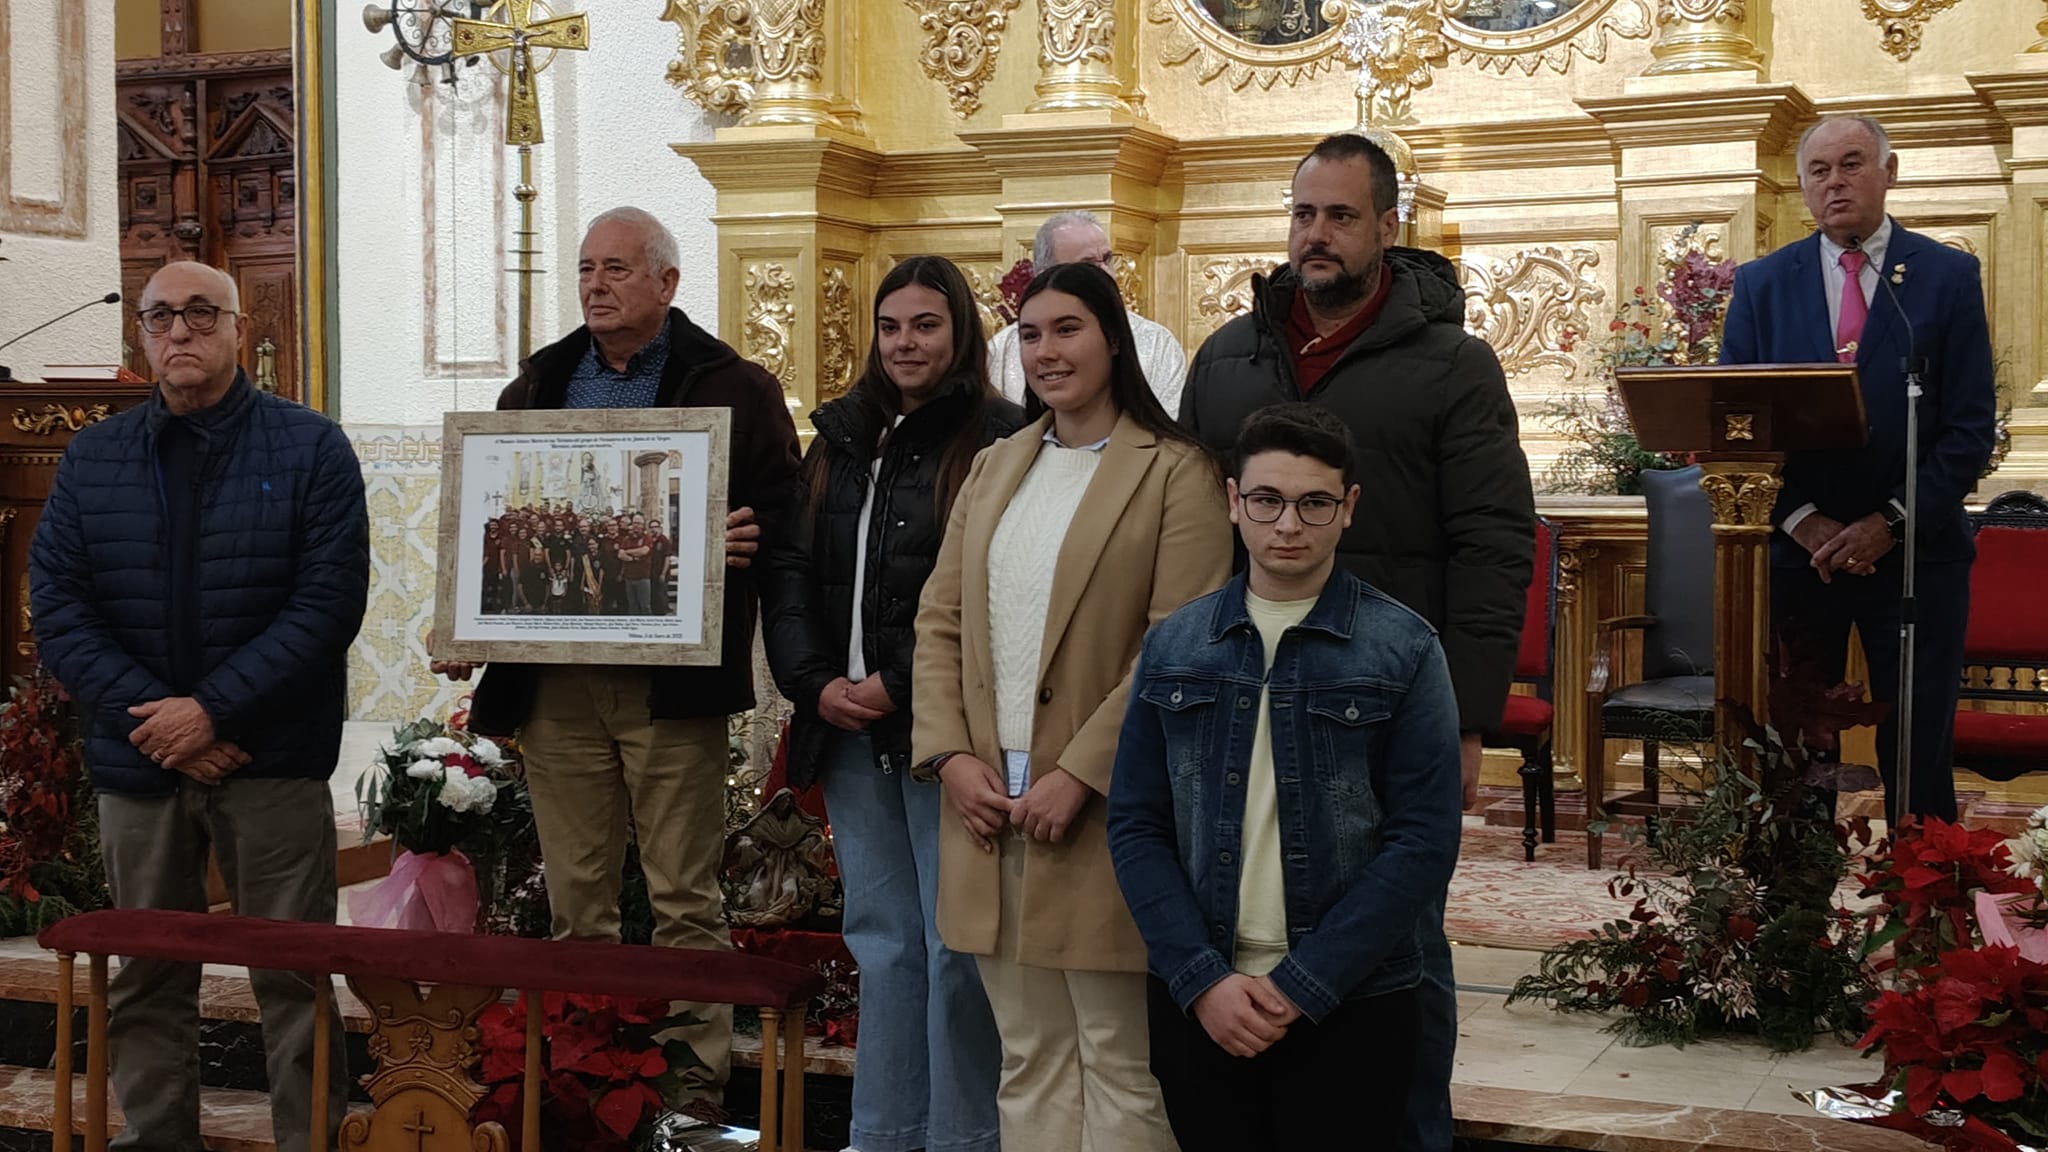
[[449, 0, 588, 146], [447, 1, 590, 358]]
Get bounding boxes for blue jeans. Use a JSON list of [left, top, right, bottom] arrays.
[[820, 731, 1001, 1152], [1398, 890, 1455, 1152]]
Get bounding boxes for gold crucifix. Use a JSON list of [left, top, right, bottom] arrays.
[[450, 0, 589, 145]]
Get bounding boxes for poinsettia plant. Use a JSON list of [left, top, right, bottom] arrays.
[[473, 992, 702, 1152], [1861, 818, 2037, 976], [1844, 816, 2048, 1148]]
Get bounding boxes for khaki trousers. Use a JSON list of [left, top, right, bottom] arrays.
[[98, 777, 349, 1152], [522, 665, 733, 1091], [974, 838, 1178, 1152]]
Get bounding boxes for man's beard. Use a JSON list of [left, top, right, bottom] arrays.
[[1298, 251, 1382, 312]]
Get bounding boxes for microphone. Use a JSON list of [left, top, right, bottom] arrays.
[[0, 292, 123, 383]]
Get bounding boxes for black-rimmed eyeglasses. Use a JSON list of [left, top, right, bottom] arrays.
[[138, 304, 227, 335], [1238, 491, 1342, 526]]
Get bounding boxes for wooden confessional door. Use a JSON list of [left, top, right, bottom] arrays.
[[116, 62, 300, 401]]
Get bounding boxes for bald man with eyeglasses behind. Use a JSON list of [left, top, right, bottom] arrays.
[[29, 260, 366, 1152]]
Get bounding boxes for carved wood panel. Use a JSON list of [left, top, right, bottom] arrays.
[[114, 65, 300, 399]]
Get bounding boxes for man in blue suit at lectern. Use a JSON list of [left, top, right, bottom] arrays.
[[1720, 114, 1997, 822]]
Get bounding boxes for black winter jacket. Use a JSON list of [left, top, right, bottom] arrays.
[[468, 309, 803, 734], [1178, 247, 1535, 732], [29, 374, 370, 794], [760, 384, 1024, 787]]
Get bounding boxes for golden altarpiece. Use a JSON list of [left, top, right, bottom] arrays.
[[645, 0, 2048, 803]]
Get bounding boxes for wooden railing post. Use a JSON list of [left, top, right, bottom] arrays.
[[523, 993, 543, 1151], [310, 975, 331, 1152], [758, 1007, 782, 1149], [780, 1007, 805, 1152], [86, 954, 108, 1152], [54, 952, 72, 1150]]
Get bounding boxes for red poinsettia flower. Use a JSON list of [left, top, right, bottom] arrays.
[[594, 1082, 662, 1139]]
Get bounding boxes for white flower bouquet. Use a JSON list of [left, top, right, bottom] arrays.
[[350, 719, 521, 932]]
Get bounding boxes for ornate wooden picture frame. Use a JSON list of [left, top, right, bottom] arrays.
[[430, 408, 731, 667]]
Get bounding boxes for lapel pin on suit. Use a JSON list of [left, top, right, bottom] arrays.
[[1891, 263, 1906, 285]]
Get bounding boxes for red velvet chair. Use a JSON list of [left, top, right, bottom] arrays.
[[1953, 492, 2048, 782], [1484, 517, 1557, 861]]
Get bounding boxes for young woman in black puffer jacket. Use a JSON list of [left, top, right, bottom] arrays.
[[760, 254, 1021, 1152]]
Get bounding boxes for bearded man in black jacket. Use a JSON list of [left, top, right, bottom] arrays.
[[1178, 133, 1535, 1152]]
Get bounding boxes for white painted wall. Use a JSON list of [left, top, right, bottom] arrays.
[[0, 0, 121, 377], [335, 5, 724, 426]]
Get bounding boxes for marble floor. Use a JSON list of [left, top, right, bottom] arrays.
[[1447, 946, 1884, 1120]]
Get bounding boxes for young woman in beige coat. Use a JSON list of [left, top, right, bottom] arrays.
[[912, 262, 1233, 1152]]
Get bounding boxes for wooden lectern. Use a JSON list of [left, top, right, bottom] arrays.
[[0, 372, 153, 685], [1613, 364, 1866, 742]]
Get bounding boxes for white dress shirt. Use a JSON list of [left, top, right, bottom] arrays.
[[1784, 218, 1902, 536], [988, 311, 1188, 417]]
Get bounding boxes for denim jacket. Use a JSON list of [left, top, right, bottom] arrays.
[[1107, 567, 1463, 1022]]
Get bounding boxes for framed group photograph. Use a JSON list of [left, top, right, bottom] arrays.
[[430, 408, 731, 666]]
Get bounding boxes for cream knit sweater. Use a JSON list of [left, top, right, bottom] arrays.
[[986, 440, 1104, 754]]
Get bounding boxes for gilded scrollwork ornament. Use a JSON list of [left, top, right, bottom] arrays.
[[1328, 0, 1451, 125], [1108, 254, 1147, 317], [1459, 246, 1606, 381], [819, 265, 856, 401], [10, 403, 111, 436], [1645, 0, 1760, 74], [742, 263, 797, 383], [1698, 469, 1782, 530], [1030, 0, 1130, 112], [1441, 0, 1653, 76], [964, 266, 1010, 337], [905, 0, 1025, 117], [1042, 0, 1115, 67], [1193, 256, 1282, 338], [1148, 0, 1650, 92], [660, 0, 834, 124], [1859, 0, 1963, 61], [1145, 0, 1339, 90], [660, 0, 755, 118], [746, 0, 834, 124]]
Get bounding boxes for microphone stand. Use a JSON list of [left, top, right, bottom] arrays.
[[1864, 239, 1925, 829], [0, 292, 123, 383]]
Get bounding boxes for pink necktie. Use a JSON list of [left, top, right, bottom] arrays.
[[1836, 249, 1867, 363]]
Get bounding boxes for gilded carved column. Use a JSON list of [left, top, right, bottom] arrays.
[[1029, 0, 1132, 114], [1550, 542, 1589, 793], [1698, 462, 1783, 743], [743, 0, 837, 126], [1644, 0, 1762, 75]]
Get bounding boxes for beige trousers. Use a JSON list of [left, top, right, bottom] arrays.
[[974, 837, 1179, 1152], [522, 665, 734, 1091]]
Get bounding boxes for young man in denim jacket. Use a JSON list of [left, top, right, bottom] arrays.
[[1108, 403, 1464, 1148]]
